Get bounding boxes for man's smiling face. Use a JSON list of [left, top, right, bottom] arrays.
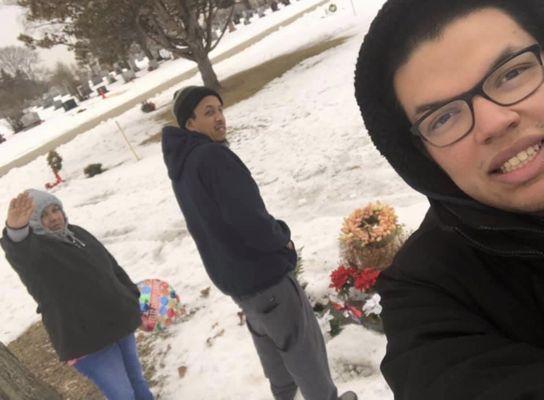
[[394, 8, 544, 214]]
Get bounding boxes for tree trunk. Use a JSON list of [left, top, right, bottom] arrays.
[[194, 52, 221, 91], [127, 58, 140, 72], [0, 341, 62, 400], [141, 45, 154, 61], [134, 22, 155, 61], [5, 115, 24, 133], [142, 1, 222, 90]]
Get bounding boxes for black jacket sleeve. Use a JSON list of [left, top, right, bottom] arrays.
[[105, 250, 140, 299], [1, 227, 40, 273], [1, 228, 46, 310], [202, 145, 291, 252], [377, 267, 544, 400]]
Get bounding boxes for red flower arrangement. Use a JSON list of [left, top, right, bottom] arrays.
[[354, 268, 380, 291], [45, 150, 64, 190], [327, 264, 383, 333], [330, 265, 380, 294], [329, 265, 356, 292]]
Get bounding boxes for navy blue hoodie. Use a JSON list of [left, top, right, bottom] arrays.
[[162, 126, 297, 296]]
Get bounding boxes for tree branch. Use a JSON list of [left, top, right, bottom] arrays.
[[209, 4, 233, 52]]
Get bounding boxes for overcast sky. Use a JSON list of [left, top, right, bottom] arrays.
[[0, 4, 76, 73]]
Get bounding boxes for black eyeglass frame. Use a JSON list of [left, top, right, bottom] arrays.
[[410, 43, 544, 148]]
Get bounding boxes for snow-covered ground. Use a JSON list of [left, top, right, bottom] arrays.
[[0, 0, 430, 398], [0, 0, 329, 168]]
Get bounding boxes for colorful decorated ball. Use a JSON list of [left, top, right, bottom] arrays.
[[137, 278, 185, 332]]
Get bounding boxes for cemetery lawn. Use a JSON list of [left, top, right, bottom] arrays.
[[7, 34, 349, 400], [142, 35, 348, 144]]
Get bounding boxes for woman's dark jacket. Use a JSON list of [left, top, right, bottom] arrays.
[[1, 225, 141, 361]]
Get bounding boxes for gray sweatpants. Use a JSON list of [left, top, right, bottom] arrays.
[[233, 274, 337, 400]]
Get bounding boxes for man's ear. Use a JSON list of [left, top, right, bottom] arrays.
[[185, 118, 193, 130]]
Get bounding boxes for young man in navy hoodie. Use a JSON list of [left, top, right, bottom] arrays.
[[161, 86, 356, 400]]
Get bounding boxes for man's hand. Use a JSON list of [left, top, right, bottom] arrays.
[[7, 192, 35, 229], [286, 241, 295, 250]]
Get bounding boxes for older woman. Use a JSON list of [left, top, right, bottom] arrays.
[[1, 189, 153, 400]]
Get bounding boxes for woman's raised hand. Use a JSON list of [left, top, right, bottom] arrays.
[[7, 192, 35, 229]]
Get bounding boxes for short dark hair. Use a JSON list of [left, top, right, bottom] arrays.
[[375, 0, 544, 114], [353, 0, 544, 198]]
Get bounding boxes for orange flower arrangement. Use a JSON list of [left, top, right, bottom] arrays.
[[339, 202, 404, 271], [340, 202, 398, 247]]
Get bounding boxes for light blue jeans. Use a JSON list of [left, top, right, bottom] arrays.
[[74, 333, 154, 400]]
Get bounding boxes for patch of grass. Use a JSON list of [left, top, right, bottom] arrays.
[[8, 322, 103, 399], [140, 35, 349, 145], [8, 322, 162, 400]]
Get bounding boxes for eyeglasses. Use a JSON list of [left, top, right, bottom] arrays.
[[410, 43, 544, 147]]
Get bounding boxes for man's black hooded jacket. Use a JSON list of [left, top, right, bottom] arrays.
[[354, 0, 544, 398], [162, 126, 296, 297]]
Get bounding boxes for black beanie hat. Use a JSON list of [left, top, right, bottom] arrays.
[[172, 86, 223, 128], [354, 0, 456, 202]]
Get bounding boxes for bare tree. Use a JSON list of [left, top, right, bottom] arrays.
[[0, 46, 41, 79], [0, 69, 47, 132], [47, 62, 80, 97], [138, 0, 235, 90], [17, 0, 235, 91]]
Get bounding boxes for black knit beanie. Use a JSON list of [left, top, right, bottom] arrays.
[[354, 0, 544, 205], [172, 86, 223, 128]]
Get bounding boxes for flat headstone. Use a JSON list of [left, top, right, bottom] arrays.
[[91, 76, 104, 86], [76, 84, 92, 99], [21, 112, 41, 128], [42, 97, 54, 109], [62, 98, 78, 111], [96, 85, 109, 95]]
